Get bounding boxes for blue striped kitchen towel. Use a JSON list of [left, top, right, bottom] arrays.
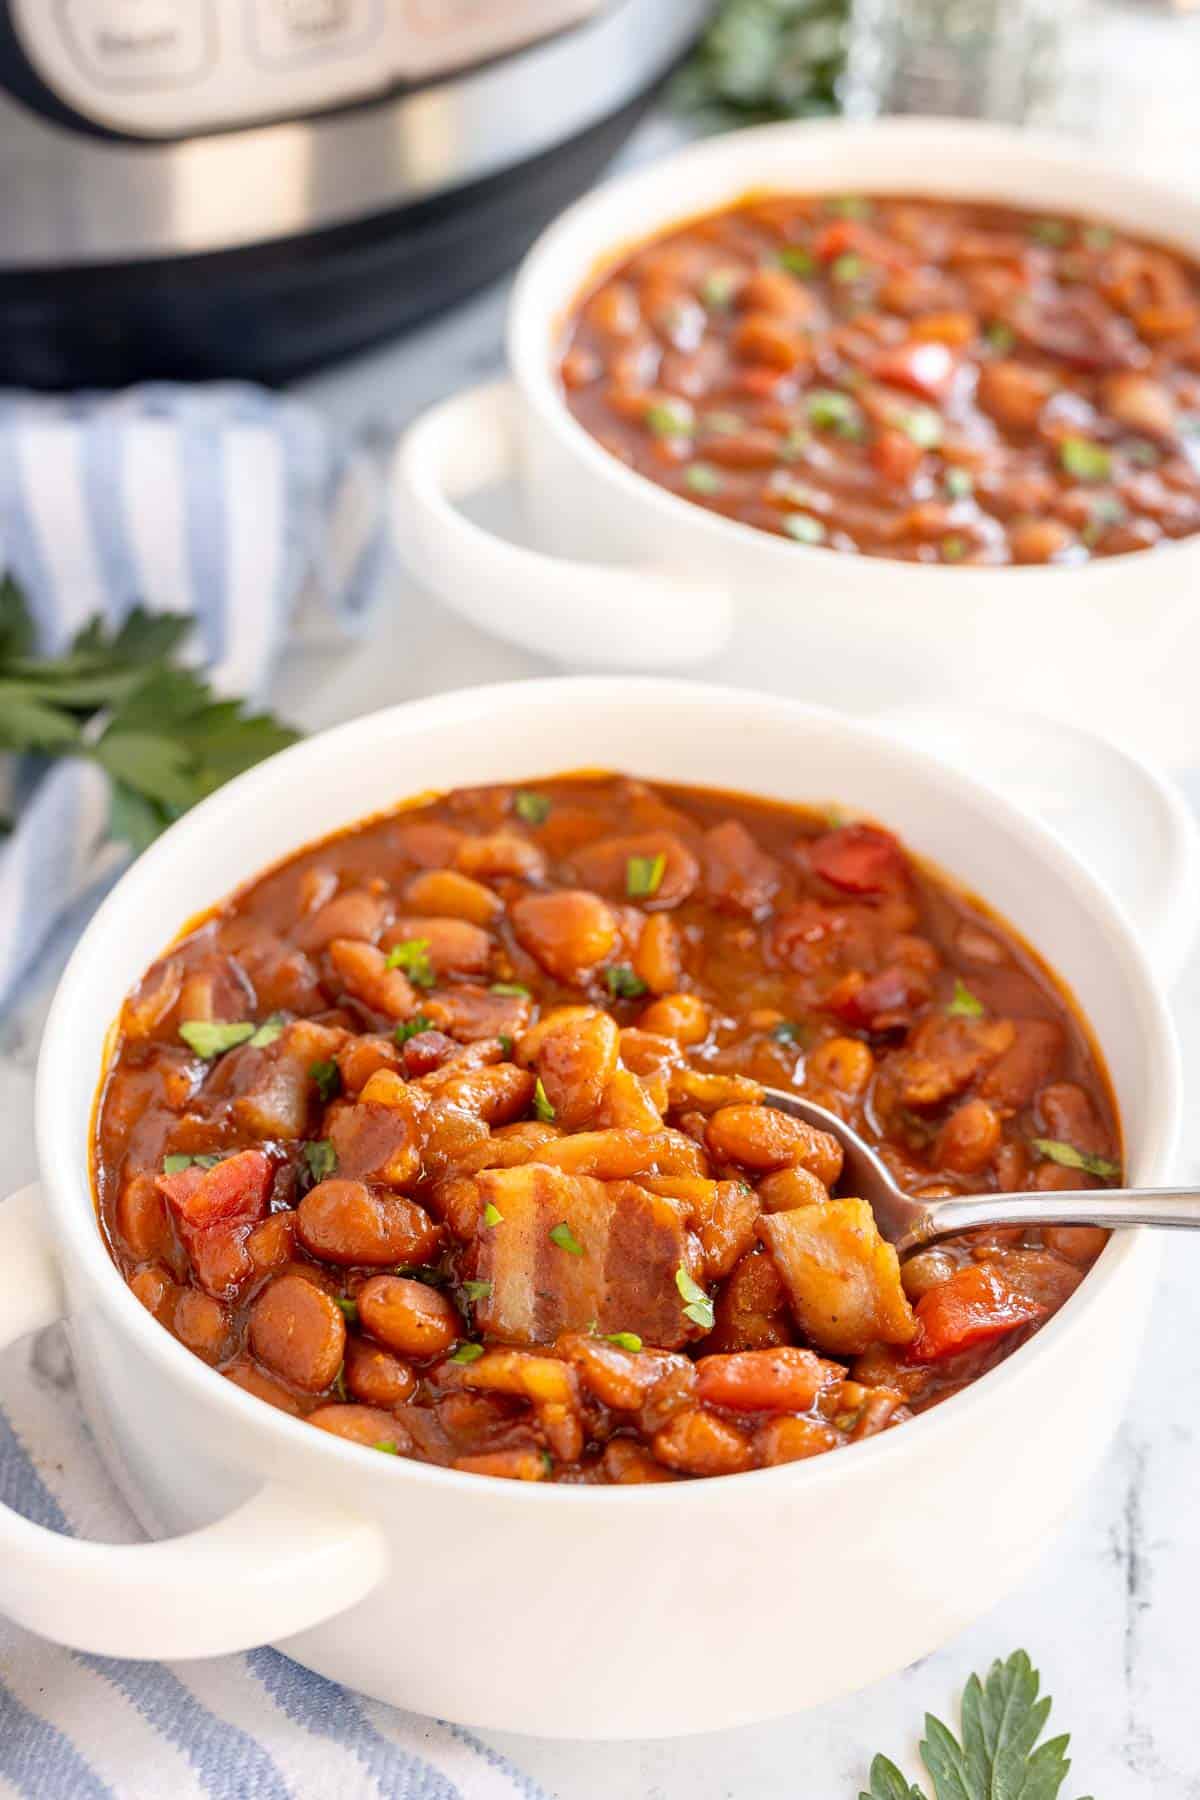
[[0, 382, 383, 1015], [0, 1323, 547, 1800]]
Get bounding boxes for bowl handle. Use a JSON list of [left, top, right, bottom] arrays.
[[392, 378, 734, 666], [0, 1183, 389, 1659]]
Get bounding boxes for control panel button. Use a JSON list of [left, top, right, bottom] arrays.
[[248, 0, 383, 66], [57, 0, 214, 89]]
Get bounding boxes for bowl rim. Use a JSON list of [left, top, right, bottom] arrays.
[[38, 676, 1179, 1510], [507, 115, 1200, 584]]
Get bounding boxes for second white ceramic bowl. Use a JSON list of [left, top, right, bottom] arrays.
[[0, 680, 1184, 1737], [395, 119, 1200, 765]]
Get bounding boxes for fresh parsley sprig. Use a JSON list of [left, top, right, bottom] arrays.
[[861, 1651, 1092, 1800], [0, 575, 298, 853]]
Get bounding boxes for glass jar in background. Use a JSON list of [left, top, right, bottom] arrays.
[[843, 0, 1083, 125]]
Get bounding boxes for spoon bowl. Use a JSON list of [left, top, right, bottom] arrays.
[[761, 1085, 1200, 1254]]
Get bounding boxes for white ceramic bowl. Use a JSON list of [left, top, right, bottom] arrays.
[[395, 119, 1200, 766], [0, 679, 1184, 1739]]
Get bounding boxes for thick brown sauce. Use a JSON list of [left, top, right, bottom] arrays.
[[95, 775, 1119, 1484], [559, 193, 1200, 564]]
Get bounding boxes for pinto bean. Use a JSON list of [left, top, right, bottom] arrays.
[[297, 1179, 440, 1267], [297, 889, 389, 951], [309, 1405, 412, 1452], [805, 1036, 875, 1097], [510, 889, 618, 983], [933, 1098, 1003, 1174], [327, 938, 417, 1020], [249, 1272, 346, 1392], [344, 1336, 417, 1407], [706, 1104, 843, 1184], [530, 1009, 620, 1130], [638, 993, 710, 1046], [381, 916, 493, 978], [403, 868, 502, 926], [358, 1275, 461, 1359]]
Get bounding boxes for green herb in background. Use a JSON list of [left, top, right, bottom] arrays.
[[672, 0, 850, 129], [0, 575, 298, 854], [860, 1651, 1093, 1800]]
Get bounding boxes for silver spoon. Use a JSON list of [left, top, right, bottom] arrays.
[[761, 1085, 1200, 1256]]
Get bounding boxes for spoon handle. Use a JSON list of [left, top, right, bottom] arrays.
[[904, 1186, 1200, 1252]]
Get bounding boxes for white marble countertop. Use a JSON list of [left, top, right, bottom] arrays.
[[7, 91, 1200, 1797]]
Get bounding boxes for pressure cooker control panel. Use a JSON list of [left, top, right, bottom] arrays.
[[8, 0, 606, 137]]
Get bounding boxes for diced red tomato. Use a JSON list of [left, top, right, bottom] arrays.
[[810, 824, 907, 895], [869, 340, 959, 401], [157, 1149, 273, 1230], [908, 1263, 1046, 1362]]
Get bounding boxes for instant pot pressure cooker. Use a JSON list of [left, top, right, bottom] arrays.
[[0, 0, 709, 386]]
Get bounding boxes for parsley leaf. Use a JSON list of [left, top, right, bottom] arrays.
[[386, 939, 435, 987], [162, 1152, 225, 1174], [303, 1139, 338, 1184], [603, 1331, 643, 1352], [946, 978, 984, 1019], [0, 580, 297, 853], [603, 963, 648, 1000], [395, 1014, 434, 1046], [491, 981, 531, 998], [179, 1019, 255, 1059], [533, 1077, 556, 1122], [549, 1220, 584, 1256], [372, 1439, 400, 1455], [675, 1265, 714, 1331], [861, 1649, 1085, 1800], [462, 1279, 493, 1302], [514, 790, 551, 825], [249, 1013, 286, 1048], [483, 1202, 503, 1227], [1031, 1138, 1119, 1180], [310, 1058, 342, 1102], [450, 1342, 484, 1364], [626, 852, 666, 899], [335, 1297, 359, 1324]]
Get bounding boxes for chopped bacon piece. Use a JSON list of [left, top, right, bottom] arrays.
[[808, 824, 907, 895]]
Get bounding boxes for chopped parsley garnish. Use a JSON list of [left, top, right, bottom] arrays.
[[779, 428, 812, 461], [899, 407, 943, 449], [395, 1014, 434, 1045], [603, 1332, 643, 1353], [626, 852, 666, 898], [498, 1033, 514, 1057], [783, 512, 826, 545], [394, 1264, 449, 1285], [1031, 1137, 1119, 1180], [684, 462, 724, 495], [1081, 494, 1126, 548], [944, 467, 974, 500], [549, 1220, 584, 1256], [946, 977, 984, 1019], [771, 1020, 804, 1044], [700, 410, 743, 436], [386, 938, 435, 987], [514, 789, 551, 826], [248, 1013, 286, 1048], [825, 195, 871, 219], [777, 246, 816, 277], [675, 1265, 714, 1331], [1059, 437, 1112, 483], [603, 963, 648, 1000], [645, 399, 695, 439], [806, 389, 865, 440], [1030, 217, 1070, 245], [335, 1297, 359, 1324], [462, 1280, 493, 1302], [302, 1139, 337, 1184], [533, 1077, 557, 1122], [701, 267, 740, 308], [450, 1342, 485, 1364], [491, 981, 531, 997], [831, 252, 864, 285], [162, 1151, 224, 1174], [179, 1019, 255, 1059], [984, 320, 1015, 353], [483, 1202, 504, 1228], [372, 1440, 400, 1455], [310, 1058, 342, 1102], [940, 534, 969, 563]]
